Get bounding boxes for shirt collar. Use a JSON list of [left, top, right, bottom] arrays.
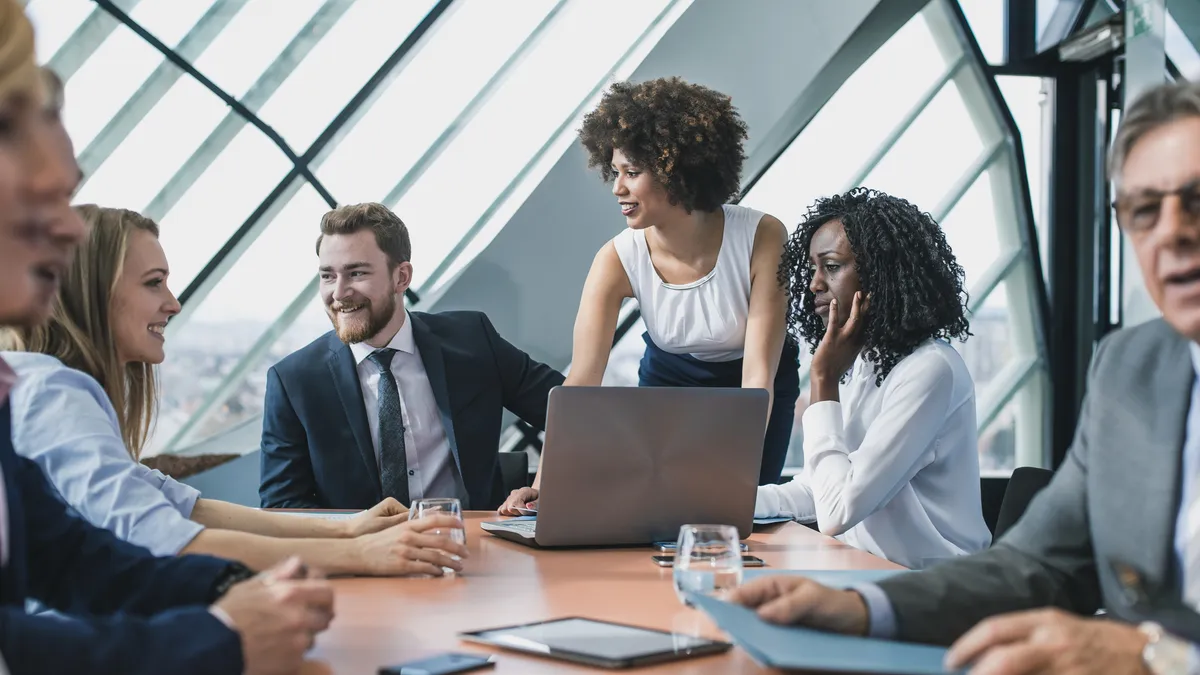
[[349, 310, 416, 366], [0, 356, 16, 407]]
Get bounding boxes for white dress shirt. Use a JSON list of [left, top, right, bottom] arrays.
[[349, 311, 462, 503], [755, 339, 992, 568], [2, 352, 204, 556]]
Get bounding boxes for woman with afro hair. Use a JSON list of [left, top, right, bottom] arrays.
[[500, 76, 799, 515], [755, 187, 991, 568]]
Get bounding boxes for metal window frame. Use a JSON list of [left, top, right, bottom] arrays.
[[88, 0, 459, 345], [86, 0, 459, 453]]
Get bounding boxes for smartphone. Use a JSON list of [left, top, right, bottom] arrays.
[[651, 555, 765, 568], [653, 541, 748, 553], [378, 652, 496, 675]]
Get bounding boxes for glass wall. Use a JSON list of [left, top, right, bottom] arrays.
[[30, 0, 689, 455]]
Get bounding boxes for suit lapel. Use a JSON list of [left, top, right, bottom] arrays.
[[1136, 332, 1193, 586], [325, 335, 382, 499], [410, 314, 466, 495]]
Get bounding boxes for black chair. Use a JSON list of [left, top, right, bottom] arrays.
[[992, 466, 1054, 541], [497, 451, 530, 497]]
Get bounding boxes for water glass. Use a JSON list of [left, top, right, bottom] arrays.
[[672, 524, 743, 605], [408, 497, 466, 575]]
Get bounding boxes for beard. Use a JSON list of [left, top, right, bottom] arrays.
[[327, 293, 397, 344]]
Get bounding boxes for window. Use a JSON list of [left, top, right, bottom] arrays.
[[740, 11, 951, 227], [730, 1, 1046, 474]]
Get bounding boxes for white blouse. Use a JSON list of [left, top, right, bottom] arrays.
[[755, 340, 992, 568]]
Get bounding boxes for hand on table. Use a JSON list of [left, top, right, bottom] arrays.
[[353, 514, 468, 576], [498, 487, 538, 516], [725, 574, 869, 636], [214, 556, 334, 675], [342, 497, 409, 538], [945, 608, 1150, 675]]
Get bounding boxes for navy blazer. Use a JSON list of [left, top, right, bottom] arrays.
[[0, 402, 242, 675], [259, 310, 563, 510]]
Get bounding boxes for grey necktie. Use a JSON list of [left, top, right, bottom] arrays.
[[367, 349, 410, 506]]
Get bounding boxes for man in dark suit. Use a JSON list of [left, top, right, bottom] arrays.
[[259, 202, 563, 511], [727, 81, 1200, 674], [0, 35, 332, 675]]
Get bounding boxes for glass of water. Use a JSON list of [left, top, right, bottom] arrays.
[[408, 498, 466, 576], [672, 524, 743, 605]]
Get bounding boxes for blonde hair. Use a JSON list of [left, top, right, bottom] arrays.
[[0, 0, 42, 109], [4, 206, 162, 459]]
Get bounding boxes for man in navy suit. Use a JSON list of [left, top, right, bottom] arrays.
[[259, 203, 563, 511], [0, 41, 334, 675]]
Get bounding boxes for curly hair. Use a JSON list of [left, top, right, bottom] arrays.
[[577, 76, 747, 213], [781, 188, 971, 386]]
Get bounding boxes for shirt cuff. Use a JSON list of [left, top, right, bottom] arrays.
[[801, 401, 845, 463], [848, 583, 897, 639], [209, 606, 236, 631]]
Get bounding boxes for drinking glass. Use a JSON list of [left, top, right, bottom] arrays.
[[408, 498, 466, 576], [672, 524, 743, 605]]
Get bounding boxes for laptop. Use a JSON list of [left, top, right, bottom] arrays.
[[481, 386, 768, 548]]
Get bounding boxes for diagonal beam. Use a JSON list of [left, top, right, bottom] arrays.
[[379, 0, 570, 210], [47, 0, 142, 82], [420, 0, 686, 292], [76, 0, 247, 185], [142, 0, 355, 223], [842, 56, 966, 192], [163, 0, 453, 338]]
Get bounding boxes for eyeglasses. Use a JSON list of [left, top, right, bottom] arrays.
[[1112, 181, 1200, 234]]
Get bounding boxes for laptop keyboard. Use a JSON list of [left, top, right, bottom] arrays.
[[503, 520, 537, 533]]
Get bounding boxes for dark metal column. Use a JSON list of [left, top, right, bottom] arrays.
[[1046, 59, 1112, 467]]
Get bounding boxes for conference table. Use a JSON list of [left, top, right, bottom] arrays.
[[299, 511, 902, 674]]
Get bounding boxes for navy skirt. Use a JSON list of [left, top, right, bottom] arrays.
[[637, 333, 801, 485]]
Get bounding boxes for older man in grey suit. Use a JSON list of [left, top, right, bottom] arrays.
[[729, 79, 1200, 675]]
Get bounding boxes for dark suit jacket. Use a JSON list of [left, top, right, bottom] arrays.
[[0, 402, 242, 675], [876, 319, 1196, 645], [259, 310, 564, 510]]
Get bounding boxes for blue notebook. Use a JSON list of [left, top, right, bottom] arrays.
[[689, 593, 960, 674], [742, 568, 906, 586]]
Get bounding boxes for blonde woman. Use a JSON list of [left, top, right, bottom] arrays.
[[1, 204, 468, 576]]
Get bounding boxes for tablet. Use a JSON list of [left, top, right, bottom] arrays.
[[459, 617, 731, 668]]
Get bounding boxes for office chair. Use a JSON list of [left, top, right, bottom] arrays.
[[993, 466, 1054, 541], [497, 451, 531, 497]]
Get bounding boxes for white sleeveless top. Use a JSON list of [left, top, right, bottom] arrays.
[[612, 203, 763, 362]]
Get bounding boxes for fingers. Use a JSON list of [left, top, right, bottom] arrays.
[[403, 514, 464, 533], [404, 560, 448, 577], [962, 642, 1054, 675], [725, 575, 800, 609], [947, 612, 1046, 670], [842, 291, 865, 336], [825, 297, 839, 336], [264, 555, 307, 583], [408, 546, 464, 572], [406, 532, 470, 559], [756, 580, 826, 625], [274, 579, 336, 610]]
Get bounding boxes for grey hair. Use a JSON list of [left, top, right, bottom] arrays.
[[1109, 80, 1200, 183]]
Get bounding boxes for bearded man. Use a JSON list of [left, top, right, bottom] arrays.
[[259, 202, 563, 511]]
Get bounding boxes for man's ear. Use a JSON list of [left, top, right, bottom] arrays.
[[393, 261, 414, 294]]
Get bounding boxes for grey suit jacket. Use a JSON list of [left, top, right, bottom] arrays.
[[878, 319, 1194, 645]]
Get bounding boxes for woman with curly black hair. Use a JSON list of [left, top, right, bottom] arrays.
[[499, 76, 799, 515], [755, 188, 991, 568]]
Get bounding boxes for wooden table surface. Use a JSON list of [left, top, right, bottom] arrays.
[[299, 511, 901, 674]]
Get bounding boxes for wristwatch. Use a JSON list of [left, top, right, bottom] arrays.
[[1139, 621, 1196, 675], [209, 561, 256, 603]]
